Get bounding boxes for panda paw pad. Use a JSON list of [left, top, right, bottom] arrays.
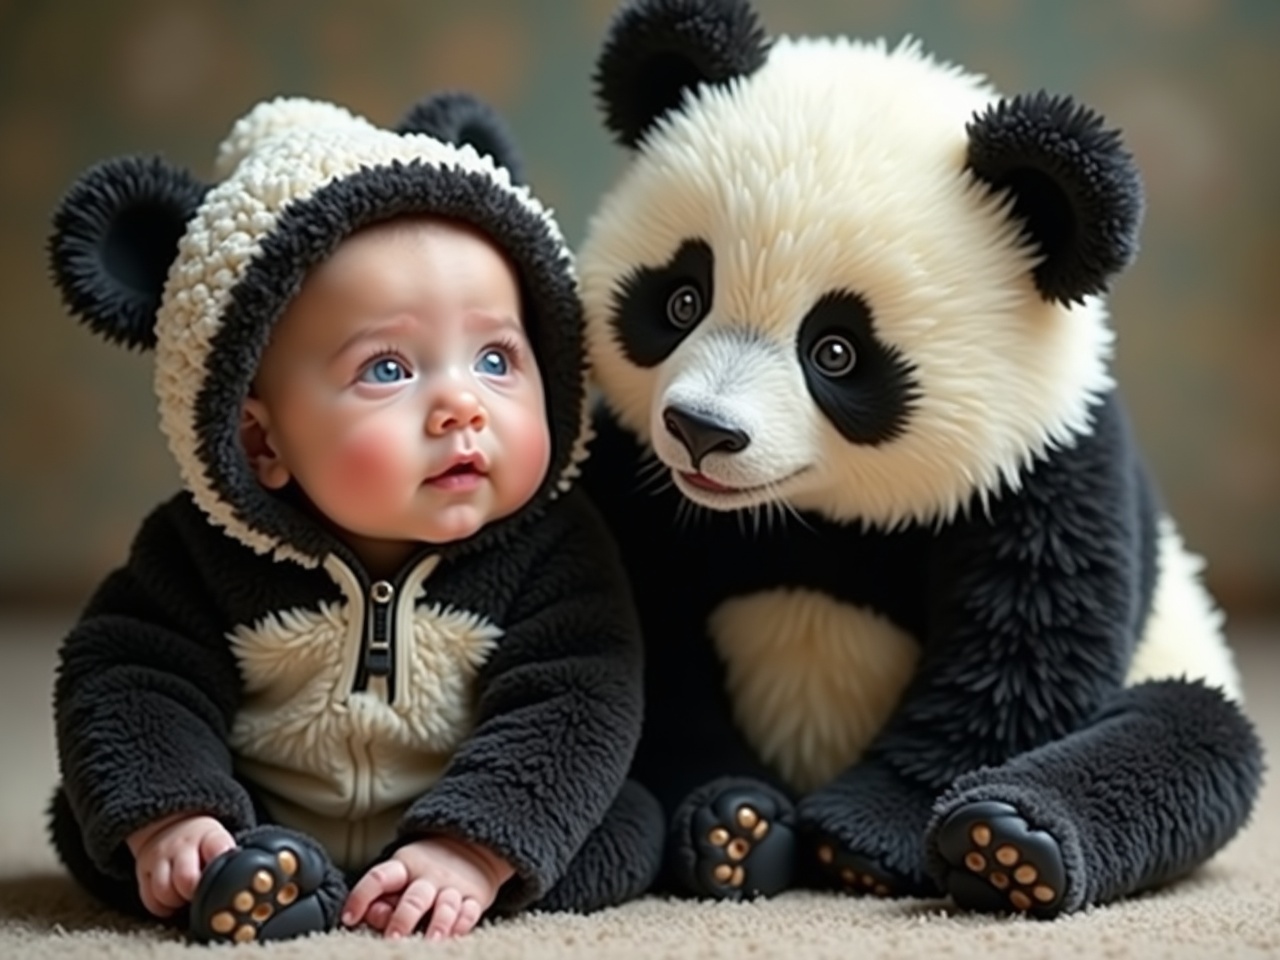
[[936, 800, 1066, 918], [814, 841, 899, 898], [689, 788, 794, 898], [190, 834, 329, 943]]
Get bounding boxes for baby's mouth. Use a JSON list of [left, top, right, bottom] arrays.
[[425, 456, 488, 489]]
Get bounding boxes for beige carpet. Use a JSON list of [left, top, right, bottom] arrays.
[[2, 614, 1278, 959]]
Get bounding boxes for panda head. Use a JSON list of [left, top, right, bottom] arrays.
[[579, 0, 1145, 528]]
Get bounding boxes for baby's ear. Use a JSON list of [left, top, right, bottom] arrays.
[[239, 398, 290, 490], [395, 91, 526, 185], [48, 154, 208, 350]]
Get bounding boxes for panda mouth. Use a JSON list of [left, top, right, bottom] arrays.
[[675, 467, 809, 501], [680, 471, 737, 493]]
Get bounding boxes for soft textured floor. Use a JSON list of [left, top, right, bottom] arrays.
[[1, 614, 1277, 959]]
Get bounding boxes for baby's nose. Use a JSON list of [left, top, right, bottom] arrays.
[[427, 389, 488, 435]]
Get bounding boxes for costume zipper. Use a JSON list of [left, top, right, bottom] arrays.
[[346, 553, 439, 703], [364, 579, 395, 679]]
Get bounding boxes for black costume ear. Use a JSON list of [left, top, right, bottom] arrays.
[[48, 154, 208, 351], [966, 92, 1145, 306], [395, 91, 526, 186], [594, 0, 771, 149]]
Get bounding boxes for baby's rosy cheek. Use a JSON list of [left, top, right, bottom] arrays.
[[506, 418, 552, 489], [330, 425, 408, 492]]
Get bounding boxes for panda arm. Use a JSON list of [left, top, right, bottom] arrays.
[[867, 392, 1154, 789]]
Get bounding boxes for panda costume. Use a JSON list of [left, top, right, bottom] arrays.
[[576, 0, 1264, 918], [45, 90, 663, 943]]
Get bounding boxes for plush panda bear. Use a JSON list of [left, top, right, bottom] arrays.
[[575, 0, 1264, 918]]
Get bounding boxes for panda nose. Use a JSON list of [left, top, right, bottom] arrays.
[[662, 405, 750, 471]]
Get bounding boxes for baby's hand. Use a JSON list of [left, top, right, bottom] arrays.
[[126, 813, 236, 919], [342, 835, 515, 939]]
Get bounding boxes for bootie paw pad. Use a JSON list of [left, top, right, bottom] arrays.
[[936, 801, 1066, 918], [190, 837, 329, 943], [689, 788, 794, 899], [813, 840, 901, 898]]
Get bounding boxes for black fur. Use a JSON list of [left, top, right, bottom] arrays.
[[396, 90, 526, 184], [595, 0, 771, 149], [611, 238, 714, 366], [48, 154, 207, 351], [966, 93, 1145, 306]]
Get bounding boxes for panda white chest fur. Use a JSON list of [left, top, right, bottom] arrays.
[[577, 24, 1239, 796]]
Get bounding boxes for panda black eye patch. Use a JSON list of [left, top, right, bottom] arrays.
[[798, 291, 919, 445], [609, 239, 714, 367]]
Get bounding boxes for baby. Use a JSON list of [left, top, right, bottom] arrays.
[[46, 90, 663, 943]]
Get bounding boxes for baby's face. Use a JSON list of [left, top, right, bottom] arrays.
[[247, 216, 551, 559]]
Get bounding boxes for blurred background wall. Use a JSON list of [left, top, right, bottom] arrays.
[[1, 0, 1277, 616]]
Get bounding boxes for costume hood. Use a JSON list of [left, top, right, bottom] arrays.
[[49, 92, 591, 568]]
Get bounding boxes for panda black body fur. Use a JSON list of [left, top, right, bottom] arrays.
[[577, 0, 1264, 917]]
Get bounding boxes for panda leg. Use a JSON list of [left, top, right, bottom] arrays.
[[927, 679, 1263, 918], [634, 643, 800, 901], [532, 779, 665, 913], [661, 774, 799, 901], [639, 732, 799, 901], [795, 754, 943, 898]]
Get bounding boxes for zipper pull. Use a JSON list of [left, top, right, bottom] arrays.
[[365, 579, 395, 677]]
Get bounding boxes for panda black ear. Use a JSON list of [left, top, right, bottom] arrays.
[[48, 154, 208, 351], [395, 91, 526, 186], [966, 92, 1145, 306], [594, 0, 771, 149]]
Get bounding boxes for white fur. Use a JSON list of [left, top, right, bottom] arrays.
[[1126, 517, 1241, 701], [709, 588, 919, 793], [579, 36, 1115, 529]]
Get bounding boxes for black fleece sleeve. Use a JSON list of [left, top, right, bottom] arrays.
[[394, 489, 645, 911], [53, 498, 256, 879]]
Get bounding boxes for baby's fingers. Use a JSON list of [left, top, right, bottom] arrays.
[[169, 843, 204, 902], [138, 860, 183, 918], [198, 828, 236, 867], [364, 896, 396, 931], [424, 887, 462, 940], [455, 901, 483, 942], [452, 897, 484, 938], [343, 860, 409, 927], [137, 879, 175, 919], [384, 879, 438, 939]]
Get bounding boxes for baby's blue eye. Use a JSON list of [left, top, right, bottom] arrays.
[[360, 358, 409, 384], [475, 349, 509, 377]]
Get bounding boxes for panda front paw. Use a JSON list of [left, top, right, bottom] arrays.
[[674, 779, 796, 899], [934, 800, 1067, 918]]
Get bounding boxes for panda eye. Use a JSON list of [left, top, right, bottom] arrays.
[[810, 334, 857, 377], [665, 284, 704, 329]]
